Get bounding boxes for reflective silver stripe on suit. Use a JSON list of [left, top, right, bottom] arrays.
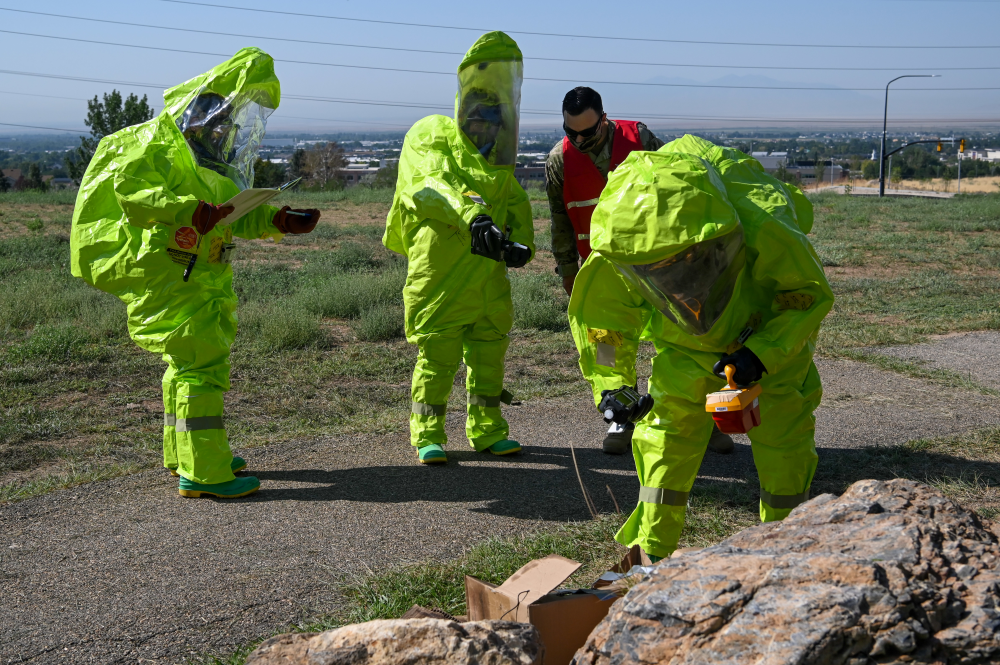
[[638, 486, 690, 506], [174, 416, 225, 432], [469, 389, 514, 408], [164, 413, 176, 427], [411, 402, 446, 416], [760, 488, 810, 510], [566, 198, 600, 210]]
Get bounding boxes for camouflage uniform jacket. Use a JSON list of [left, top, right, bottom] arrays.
[[545, 121, 664, 278]]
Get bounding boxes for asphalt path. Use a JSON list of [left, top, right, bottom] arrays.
[[3, 357, 1000, 664], [870, 331, 1000, 391]]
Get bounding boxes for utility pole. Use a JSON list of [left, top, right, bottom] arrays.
[[880, 74, 939, 197]]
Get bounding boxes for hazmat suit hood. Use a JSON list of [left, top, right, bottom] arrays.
[[455, 32, 522, 167], [164, 47, 281, 190], [590, 150, 745, 336]]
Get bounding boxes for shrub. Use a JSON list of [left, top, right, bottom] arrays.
[[299, 265, 406, 319], [351, 304, 405, 341], [237, 301, 324, 352]]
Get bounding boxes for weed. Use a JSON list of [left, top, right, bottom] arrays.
[[351, 305, 405, 342]]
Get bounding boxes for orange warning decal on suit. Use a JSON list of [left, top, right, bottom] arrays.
[[166, 227, 234, 266], [174, 226, 197, 250]]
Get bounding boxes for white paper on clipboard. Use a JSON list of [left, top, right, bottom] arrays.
[[217, 177, 302, 226]]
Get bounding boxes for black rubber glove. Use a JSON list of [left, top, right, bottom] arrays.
[[504, 243, 531, 269], [713, 347, 767, 387], [470, 215, 503, 261], [598, 386, 654, 425]]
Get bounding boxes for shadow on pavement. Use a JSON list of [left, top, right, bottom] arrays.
[[251, 436, 1000, 521], [251, 445, 640, 521]]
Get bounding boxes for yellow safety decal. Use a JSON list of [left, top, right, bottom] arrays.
[[208, 237, 224, 263], [588, 328, 624, 347], [463, 191, 488, 207], [775, 293, 814, 311]]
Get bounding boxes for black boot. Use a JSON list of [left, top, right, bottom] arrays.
[[603, 422, 634, 455], [708, 423, 735, 454]]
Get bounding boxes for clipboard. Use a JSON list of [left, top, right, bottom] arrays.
[[217, 177, 301, 226]]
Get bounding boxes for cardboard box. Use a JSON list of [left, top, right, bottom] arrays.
[[465, 554, 620, 665]]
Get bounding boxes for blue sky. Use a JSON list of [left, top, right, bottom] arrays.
[[1, 0, 998, 135]]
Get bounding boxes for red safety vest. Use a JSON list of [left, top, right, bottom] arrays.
[[562, 120, 644, 260]]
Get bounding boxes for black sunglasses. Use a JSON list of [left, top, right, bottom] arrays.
[[563, 114, 605, 141]]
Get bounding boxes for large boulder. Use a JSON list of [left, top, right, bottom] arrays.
[[575, 479, 1000, 665], [245, 618, 542, 665]]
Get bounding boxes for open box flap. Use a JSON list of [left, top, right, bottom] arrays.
[[494, 554, 581, 607]]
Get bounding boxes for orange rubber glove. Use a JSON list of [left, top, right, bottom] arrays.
[[273, 207, 320, 234], [191, 200, 235, 235]]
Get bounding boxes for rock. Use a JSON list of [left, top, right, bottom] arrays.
[[246, 618, 543, 665], [575, 479, 1000, 665]]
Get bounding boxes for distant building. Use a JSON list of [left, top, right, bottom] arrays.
[[339, 163, 380, 187], [50, 177, 76, 190], [514, 161, 546, 188], [753, 151, 788, 171], [785, 163, 846, 184], [2, 168, 24, 190]]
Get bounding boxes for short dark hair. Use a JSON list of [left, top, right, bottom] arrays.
[[562, 87, 603, 118]]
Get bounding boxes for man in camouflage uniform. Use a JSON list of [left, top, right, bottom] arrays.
[[545, 87, 734, 456]]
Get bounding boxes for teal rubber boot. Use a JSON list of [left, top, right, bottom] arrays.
[[487, 439, 521, 456], [170, 456, 246, 477], [418, 444, 447, 464], [178, 476, 260, 498]]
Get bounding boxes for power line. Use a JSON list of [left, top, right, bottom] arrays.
[[0, 121, 82, 132], [0, 72, 996, 127], [159, 0, 1000, 49], [0, 90, 413, 128], [0, 89, 91, 102], [5, 8, 1000, 72], [275, 114, 413, 128], [4, 29, 1000, 91]]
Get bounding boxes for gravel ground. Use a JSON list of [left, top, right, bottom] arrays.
[[3, 357, 1000, 664], [869, 331, 1000, 391]]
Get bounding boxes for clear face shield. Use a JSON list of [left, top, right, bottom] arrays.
[[614, 228, 746, 336], [457, 59, 521, 166], [178, 89, 274, 190]]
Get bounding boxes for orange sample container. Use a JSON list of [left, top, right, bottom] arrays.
[[705, 364, 762, 434]]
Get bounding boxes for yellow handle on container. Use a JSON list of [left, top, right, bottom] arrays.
[[725, 364, 738, 390]]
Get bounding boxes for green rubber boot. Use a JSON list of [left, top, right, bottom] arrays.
[[169, 456, 246, 478], [418, 444, 447, 464], [178, 476, 260, 499], [487, 439, 521, 456]]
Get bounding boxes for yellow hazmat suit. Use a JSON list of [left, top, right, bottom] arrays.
[[569, 135, 833, 557], [383, 32, 534, 461]]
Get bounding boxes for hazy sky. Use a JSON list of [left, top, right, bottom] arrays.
[[1, 0, 998, 136]]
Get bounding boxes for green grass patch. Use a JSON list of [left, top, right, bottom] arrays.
[[811, 193, 1000, 353]]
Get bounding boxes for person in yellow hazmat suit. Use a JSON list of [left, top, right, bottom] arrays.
[[70, 48, 320, 498], [569, 135, 833, 559], [383, 31, 534, 464]]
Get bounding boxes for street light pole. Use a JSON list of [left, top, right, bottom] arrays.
[[879, 74, 939, 198]]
